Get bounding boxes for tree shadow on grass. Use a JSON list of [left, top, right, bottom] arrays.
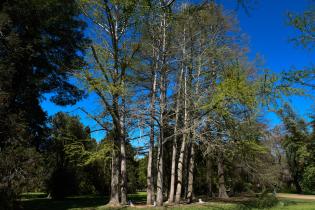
[[21, 193, 148, 210], [21, 195, 108, 210]]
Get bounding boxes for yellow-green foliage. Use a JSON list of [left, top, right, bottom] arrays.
[[236, 140, 268, 155], [84, 141, 114, 165], [202, 64, 257, 116]]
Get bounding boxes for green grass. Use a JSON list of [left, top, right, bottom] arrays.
[[21, 192, 48, 199], [20, 192, 315, 210], [272, 199, 315, 210]]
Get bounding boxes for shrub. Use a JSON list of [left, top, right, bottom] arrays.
[[240, 191, 278, 209], [255, 193, 278, 208], [0, 147, 43, 210], [302, 166, 315, 192]]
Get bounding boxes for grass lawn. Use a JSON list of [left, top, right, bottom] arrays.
[[20, 192, 315, 210]]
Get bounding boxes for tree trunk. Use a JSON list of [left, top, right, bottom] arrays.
[[168, 136, 177, 203], [206, 159, 213, 197], [293, 174, 302, 193], [168, 68, 184, 203], [174, 22, 188, 204], [107, 89, 125, 206], [187, 143, 195, 203], [175, 70, 188, 204], [109, 149, 120, 206], [147, 67, 157, 205], [174, 120, 187, 204], [156, 8, 168, 207], [156, 134, 164, 206], [218, 155, 229, 198], [120, 139, 127, 205], [186, 30, 198, 203], [120, 94, 127, 205], [157, 68, 166, 206]]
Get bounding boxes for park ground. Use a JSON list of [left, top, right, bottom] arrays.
[[20, 192, 315, 210]]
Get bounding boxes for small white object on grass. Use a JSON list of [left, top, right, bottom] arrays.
[[198, 198, 205, 204], [128, 200, 135, 207], [153, 201, 157, 207]]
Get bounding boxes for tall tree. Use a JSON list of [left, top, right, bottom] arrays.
[[47, 112, 95, 199], [79, 0, 140, 206], [278, 103, 309, 193], [0, 0, 88, 208]]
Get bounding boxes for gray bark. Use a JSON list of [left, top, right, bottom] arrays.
[[120, 93, 127, 205], [206, 159, 213, 197], [157, 68, 166, 206], [147, 68, 157, 205], [109, 149, 120, 206], [175, 68, 188, 204], [187, 143, 195, 203], [120, 137, 127, 205], [168, 68, 184, 203], [218, 155, 229, 198], [156, 8, 168, 207]]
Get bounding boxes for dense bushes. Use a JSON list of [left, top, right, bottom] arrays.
[[237, 192, 279, 210], [302, 166, 315, 193], [0, 147, 44, 210]]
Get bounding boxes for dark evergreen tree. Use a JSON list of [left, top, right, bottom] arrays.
[[278, 103, 309, 193], [0, 0, 88, 208]]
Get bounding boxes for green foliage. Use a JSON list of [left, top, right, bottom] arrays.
[[136, 157, 148, 191], [254, 193, 279, 209], [0, 147, 44, 210], [302, 166, 315, 193], [278, 103, 311, 193], [0, 0, 88, 207], [47, 112, 97, 198], [237, 192, 278, 210], [288, 0, 315, 50], [213, 65, 258, 113], [83, 140, 113, 166]]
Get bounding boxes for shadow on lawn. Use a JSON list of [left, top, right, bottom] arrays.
[[21, 193, 147, 210], [21, 195, 107, 210]]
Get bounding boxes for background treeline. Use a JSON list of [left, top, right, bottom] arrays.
[[0, 0, 314, 209]]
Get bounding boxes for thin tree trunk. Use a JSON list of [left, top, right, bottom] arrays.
[[156, 133, 164, 206], [206, 159, 213, 197], [175, 68, 188, 204], [157, 69, 166, 206], [187, 143, 195, 203], [186, 33, 201, 203], [120, 135, 127, 205], [120, 138, 127, 205], [120, 93, 127, 205], [168, 68, 184, 203], [168, 134, 177, 203], [156, 9, 168, 207], [147, 67, 157, 205], [174, 24, 187, 203], [293, 174, 302, 193], [218, 155, 229, 198]]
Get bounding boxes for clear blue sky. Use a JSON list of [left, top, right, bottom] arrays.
[[220, 0, 315, 126], [41, 0, 315, 141]]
